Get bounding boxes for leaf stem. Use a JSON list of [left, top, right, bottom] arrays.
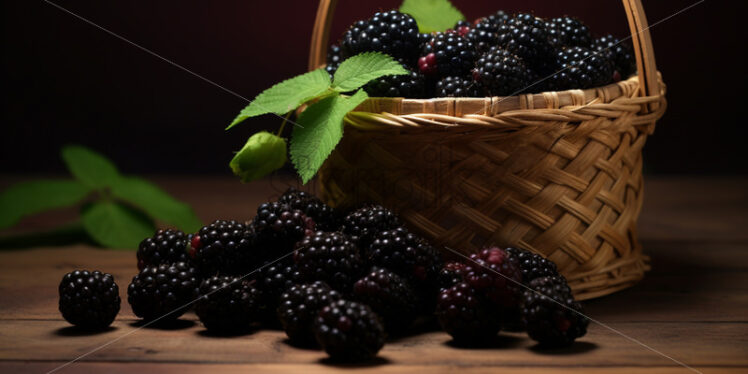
[[276, 112, 292, 137]]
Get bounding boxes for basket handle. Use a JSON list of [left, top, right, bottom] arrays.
[[308, 0, 660, 108]]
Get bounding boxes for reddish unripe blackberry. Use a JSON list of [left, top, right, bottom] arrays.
[[59, 270, 120, 330], [252, 202, 316, 256], [548, 46, 615, 90], [496, 13, 555, 73], [294, 231, 364, 293], [451, 20, 472, 36], [436, 282, 501, 344], [353, 268, 418, 333], [463, 247, 522, 309], [278, 188, 340, 232], [188, 220, 257, 276], [594, 34, 636, 79], [340, 10, 421, 63], [341, 204, 401, 251], [505, 247, 560, 284], [195, 276, 266, 334], [546, 16, 593, 48], [314, 299, 386, 361], [472, 46, 535, 96], [136, 229, 189, 271], [277, 281, 342, 345], [435, 76, 481, 97], [418, 32, 477, 77], [521, 276, 588, 347], [127, 262, 199, 321]]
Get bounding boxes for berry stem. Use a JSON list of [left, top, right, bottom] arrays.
[[276, 112, 292, 137]]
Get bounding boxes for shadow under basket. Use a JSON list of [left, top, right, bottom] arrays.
[[309, 0, 667, 300]]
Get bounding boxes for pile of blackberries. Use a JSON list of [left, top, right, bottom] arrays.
[[327, 9, 636, 98]]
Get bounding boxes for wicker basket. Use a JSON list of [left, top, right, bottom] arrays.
[[309, 0, 667, 300]]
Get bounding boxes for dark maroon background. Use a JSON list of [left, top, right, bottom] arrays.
[[2, 0, 745, 175]]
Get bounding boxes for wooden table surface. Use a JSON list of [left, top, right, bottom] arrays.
[[0, 176, 746, 374]]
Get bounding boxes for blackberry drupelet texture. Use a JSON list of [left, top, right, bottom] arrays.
[[548, 46, 615, 90], [294, 231, 364, 293], [364, 66, 427, 98], [466, 19, 500, 54], [496, 13, 555, 74], [136, 229, 189, 271], [472, 46, 535, 96], [436, 282, 501, 344], [59, 270, 120, 330], [485, 10, 510, 27], [252, 202, 316, 256], [438, 261, 467, 291], [463, 247, 522, 309], [594, 34, 636, 79], [278, 188, 339, 232], [341, 205, 401, 251], [195, 275, 266, 334], [189, 220, 256, 276], [325, 43, 343, 77], [353, 268, 419, 333], [340, 10, 421, 63], [277, 281, 342, 345], [256, 259, 303, 306], [505, 247, 560, 284], [521, 276, 588, 347], [435, 76, 481, 97], [314, 299, 386, 361], [546, 16, 593, 48], [418, 32, 477, 77], [127, 262, 199, 321]]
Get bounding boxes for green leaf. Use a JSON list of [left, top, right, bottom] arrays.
[[227, 69, 332, 129], [332, 52, 409, 92], [110, 177, 202, 233], [81, 201, 155, 249], [61, 145, 121, 189], [290, 89, 369, 184], [230, 131, 287, 183], [400, 0, 465, 33], [0, 180, 91, 229]]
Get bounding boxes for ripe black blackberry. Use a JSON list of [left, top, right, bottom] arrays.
[[294, 231, 364, 292], [256, 258, 303, 305], [326, 43, 343, 77], [436, 282, 501, 344], [473, 46, 535, 96], [521, 276, 588, 347], [485, 10, 510, 28], [136, 229, 189, 271], [314, 299, 386, 361], [435, 76, 481, 97], [340, 205, 401, 250], [278, 187, 339, 231], [353, 268, 418, 333], [548, 46, 615, 90], [252, 202, 316, 256], [438, 261, 467, 291], [277, 281, 342, 345], [496, 13, 555, 73], [340, 10, 420, 63], [365, 65, 427, 98], [189, 220, 257, 276], [59, 270, 120, 330], [127, 262, 199, 321], [546, 16, 593, 48], [505, 247, 560, 284], [195, 275, 266, 334], [463, 247, 522, 309], [594, 34, 636, 79], [418, 32, 477, 77]]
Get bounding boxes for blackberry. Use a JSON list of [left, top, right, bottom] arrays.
[[340, 10, 420, 63], [436, 282, 501, 344], [418, 32, 477, 77], [314, 299, 386, 361], [594, 34, 636, 79], [466, 19, 500, 54], [127, 262, 199, 321], [278, 188, 339, 231], [252, 202, 316, 256], [496, 13, 555, 73], [353, 268, 418, 333], [341, 204, 401, 250], [294, 231, 363, 293], [546, 17, 593, 48], [521, 276, 588, 347], [189, 220, 257, 276], [136, 229, 189, 271], [451, 20, 472, 36], [365, 65, 427, 98], [548, 46, 615, 90], [277, 281, 342, 344], [485, 10, 510, 28], [463, 247, 522, 309], [473, 46, 535, 96], [58, 270, 120, 330], [195, 275, 266, 334], [256, 258, 303, 305], [438, 261, 467, 291], [326, 43, 343, 77], [435, 76, 481, 97], [505, 247, 560, 284]]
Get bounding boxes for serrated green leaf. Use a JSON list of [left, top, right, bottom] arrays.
[[110, 177, 202, 233], [81, 201, 155, 249], [0, 180, 91, 229], [230, 131, 287, 183], [332, 52, 409, 92], [400, 0, 465, 33], [61, 145, 121, 189], [227, 69, 332, 129], [290, 89, 368, 184]]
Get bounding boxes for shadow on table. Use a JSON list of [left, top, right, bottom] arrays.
[[281, 338, 321, 351], [196, 327, 258, 338], [529, 341, 598, 355], [318, 356, 391, 368], [53, 325, 117, 337], [129, 319, 196, 330], [444, 334, 524, 350]]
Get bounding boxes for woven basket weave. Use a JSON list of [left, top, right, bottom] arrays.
[[309, 0, 667, 300]]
